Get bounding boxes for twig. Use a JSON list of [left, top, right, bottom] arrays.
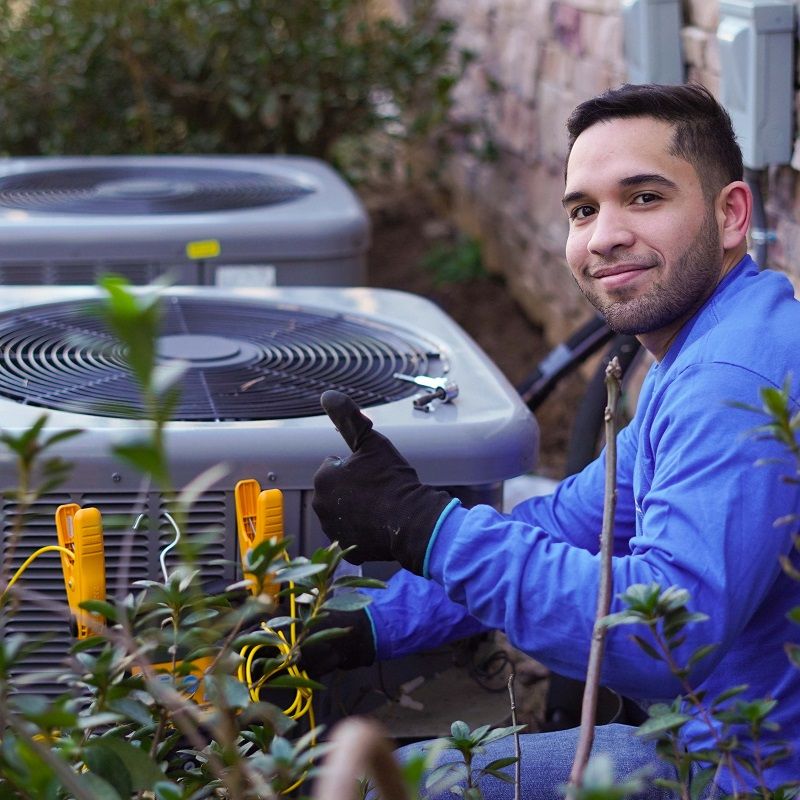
[[569, 356, 622, 788], [312, 717, 409, 800], [507, 670, 521, 800]]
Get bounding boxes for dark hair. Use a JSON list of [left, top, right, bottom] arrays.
[[565, 83, 743, 197]]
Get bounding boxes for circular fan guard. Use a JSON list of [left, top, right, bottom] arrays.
[[0, 297, 446, 420], [0, 166, 313, 215]]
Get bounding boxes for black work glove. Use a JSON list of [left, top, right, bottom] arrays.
[[297, 608, 376, 679], [312, 390, 453, 574]]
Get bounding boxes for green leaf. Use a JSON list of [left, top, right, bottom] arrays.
[[265, 615, 299, 629], [112, 441, 167, 482], [787, 606, 800, 625], [785, 642, 800, 669], [478, 724, 526, 746], [42, 427, 84, 448], [687, 643, 717, 668], [301, 627, 350, 647], [266, 674, 326, 691], [483, 756, 518, 771], [76, 712, 125, 730], [203, 673, 251, 709], [182, 608, 219, 625], [636, 711, 690, 740], [449, 720, 470, 741], [331, 576, 386, 590], [479, 767, 516, 783], [631, 634, 663, 662], [89, 737, 167, 791], [107, 697, 154, 726], [275, 562, 327, 583], [321, 592, 372, 612], [425, 762, 465, 791], [599, 610, 645, 628], [83, 741, 132, 798], [761, 386, 791, 421], [74, 772, 124, 800], [66, 633, 106, 652], [78, 599, 118, 622], [233, 630, 286, 649], [154, 782, 183, 800], [711, 684, 749, 707]]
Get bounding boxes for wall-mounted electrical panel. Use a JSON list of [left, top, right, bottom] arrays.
[[622, 0, 684, 85], [717, 0, 795, 169]]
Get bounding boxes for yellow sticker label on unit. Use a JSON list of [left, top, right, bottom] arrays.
[[186, 239, 221, 260]]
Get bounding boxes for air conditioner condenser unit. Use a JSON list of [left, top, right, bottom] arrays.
[[0, 155, 369, 287], [0, 285, 538, 687]]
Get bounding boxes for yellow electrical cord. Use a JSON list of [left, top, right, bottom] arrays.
[[1, 545, 75, 599], [236, 569, 317, 795]]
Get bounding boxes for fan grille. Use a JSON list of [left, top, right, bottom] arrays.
[[0, 296, 445, 420], [0, 166, 313, 214]]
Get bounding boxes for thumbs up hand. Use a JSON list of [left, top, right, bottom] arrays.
[[311, 391, 454, 574]]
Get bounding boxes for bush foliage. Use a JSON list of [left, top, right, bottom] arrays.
[[0, 0, 458, 161]]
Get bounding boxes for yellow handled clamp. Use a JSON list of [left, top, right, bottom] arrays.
[[55, 503, 106, 639], [234, 479, 284, 598]]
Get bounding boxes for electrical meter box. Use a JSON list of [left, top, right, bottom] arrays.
[[717, 0, 795, 169], [622, 0, 684, 85]]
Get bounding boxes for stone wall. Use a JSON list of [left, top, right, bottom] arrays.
[[416, 0, 800, 346]]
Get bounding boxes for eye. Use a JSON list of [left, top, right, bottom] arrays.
[[632, 192, 660, 205], [569, 204, 596, 221]]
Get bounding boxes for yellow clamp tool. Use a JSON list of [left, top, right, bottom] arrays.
[[234, 479, 284, 598], [55, 503, 106, 639]]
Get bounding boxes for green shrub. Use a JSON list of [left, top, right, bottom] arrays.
[[0, 0, 459, 162]]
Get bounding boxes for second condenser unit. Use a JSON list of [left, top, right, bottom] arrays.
[[0, 155, 369, 287]]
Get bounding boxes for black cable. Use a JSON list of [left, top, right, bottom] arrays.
[[517, 315, 615, 411], [563, 334, 642, 475]]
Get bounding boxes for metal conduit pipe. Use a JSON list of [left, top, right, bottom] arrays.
[[745, 167, 775, 268]]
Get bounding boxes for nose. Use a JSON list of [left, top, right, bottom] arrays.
[[586, 207, 635, 258]]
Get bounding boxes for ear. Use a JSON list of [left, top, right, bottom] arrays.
[[717, 180, 752, 251]]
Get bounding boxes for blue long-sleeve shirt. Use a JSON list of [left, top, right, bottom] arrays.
[[365, 257, 800, 787]]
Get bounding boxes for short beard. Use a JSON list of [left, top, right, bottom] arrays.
[[576, 206, 722, 335]]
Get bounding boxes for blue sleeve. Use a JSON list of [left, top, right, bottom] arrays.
[[363, 405, 645, 660], [426, 363, 800, 698], [363, 568, 490, 660], [506, 411, 641, 557]]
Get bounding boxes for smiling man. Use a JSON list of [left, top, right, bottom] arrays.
[[309, 84, 800, 797], [562, 99, 747, 359]]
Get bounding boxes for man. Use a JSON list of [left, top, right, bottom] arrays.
[[310, 84, 800, 795]]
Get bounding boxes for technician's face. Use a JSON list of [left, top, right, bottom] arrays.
[[563, 116, 724, 358]]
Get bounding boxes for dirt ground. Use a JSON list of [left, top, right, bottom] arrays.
[[364, 193, 587, 479]]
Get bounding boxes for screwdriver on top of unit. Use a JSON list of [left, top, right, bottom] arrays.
[[393, 373, 459, 410]]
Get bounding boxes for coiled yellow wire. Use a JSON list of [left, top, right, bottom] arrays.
[[236, 569, 317, 794]]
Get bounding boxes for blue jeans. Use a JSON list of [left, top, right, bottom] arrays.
[[392, 724, 681, 800]]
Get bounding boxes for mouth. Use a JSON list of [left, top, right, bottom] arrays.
[[590, 262, 654, 280], [587, 260, 657, 292]]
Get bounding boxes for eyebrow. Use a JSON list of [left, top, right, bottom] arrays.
[[562, 173, 679, 208]]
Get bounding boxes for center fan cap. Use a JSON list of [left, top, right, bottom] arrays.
[[156, 334, 258, 367], [95, 178, 193, 199]]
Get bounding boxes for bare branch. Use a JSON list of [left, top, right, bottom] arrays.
[[508, 670, 522, 800], [569, 356, 623, 788]]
